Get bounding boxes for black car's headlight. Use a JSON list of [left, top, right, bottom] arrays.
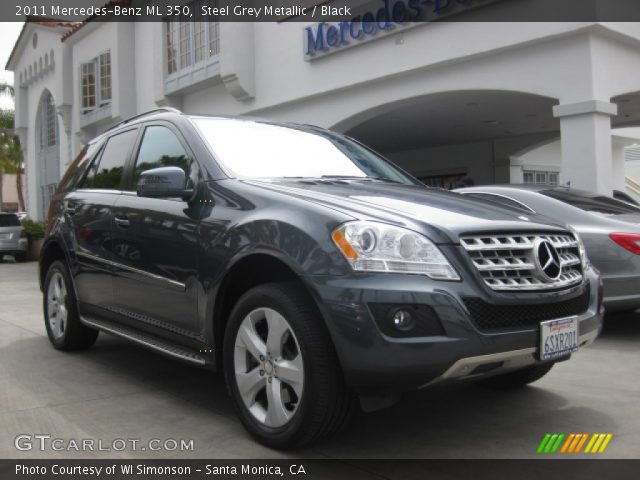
[[331, 221, 460, 281]]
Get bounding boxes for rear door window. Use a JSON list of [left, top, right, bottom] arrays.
[[82, 129, 138, 190]]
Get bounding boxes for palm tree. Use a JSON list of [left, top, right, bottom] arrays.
[[0, 83, 13, 98], [0, 82, 25, 212]]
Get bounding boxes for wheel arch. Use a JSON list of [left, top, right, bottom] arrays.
[[211, 252, 341, 372], [39, 238, 69, 292]]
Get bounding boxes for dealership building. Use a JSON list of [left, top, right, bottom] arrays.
[[6, 0, 640, 220]]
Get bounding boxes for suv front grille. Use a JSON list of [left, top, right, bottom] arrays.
[[460, 233, 583, 291], [463, 288, 590, 332]]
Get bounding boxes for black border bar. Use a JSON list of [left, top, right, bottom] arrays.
[[3, 0, 640, 23], [1, 459, 640, 480]]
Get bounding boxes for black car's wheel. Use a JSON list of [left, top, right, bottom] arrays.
[[223, 282, 354, 449], [479, 363, 555, 389], [43, 260, 99, 350]]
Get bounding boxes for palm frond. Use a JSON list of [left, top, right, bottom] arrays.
[[0, 83, 15, 98]]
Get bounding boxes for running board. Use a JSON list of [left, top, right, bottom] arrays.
[[80, 315, 207, 366]]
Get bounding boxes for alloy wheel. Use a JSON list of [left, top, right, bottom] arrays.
[[47, 271, 68, 340], [234, 307, 304, 428]]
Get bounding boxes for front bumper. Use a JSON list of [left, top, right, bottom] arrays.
[[309, 266, 603, 393]]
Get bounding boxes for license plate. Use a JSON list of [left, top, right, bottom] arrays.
[[0, 233, 9, 239], [540, 317, 579, 361]]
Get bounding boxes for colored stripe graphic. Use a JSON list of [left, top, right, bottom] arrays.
[[538, 433, 613, 454], [537, 434, 552, 454], [574, 434, 589, 453], [585, 433, 614, 454], [560, 433, 575, 453]]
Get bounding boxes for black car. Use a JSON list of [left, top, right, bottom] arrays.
[[41, 108, 603, 448]]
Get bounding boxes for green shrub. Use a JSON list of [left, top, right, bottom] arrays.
[[21, 218, 45, 238]]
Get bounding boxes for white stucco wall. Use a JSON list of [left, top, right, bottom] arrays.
[[8, 17, 640, 219], [10, 24, 70, 220]]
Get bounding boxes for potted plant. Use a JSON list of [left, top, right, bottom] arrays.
[[21, 218, 45, 260]]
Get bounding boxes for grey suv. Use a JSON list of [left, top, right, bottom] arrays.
[[40, 109, 603, 448]]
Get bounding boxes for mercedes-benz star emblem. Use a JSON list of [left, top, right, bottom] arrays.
[[535, 239, 562, 280]]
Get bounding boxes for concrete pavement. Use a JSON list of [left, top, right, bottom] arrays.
[[1, 260, 638, 459]]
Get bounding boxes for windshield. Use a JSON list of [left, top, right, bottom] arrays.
[[192, 118, 417, 184], [543, 189, 640, 215]]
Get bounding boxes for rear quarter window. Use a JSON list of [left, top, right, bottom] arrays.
[[56, 144, 96, 193]]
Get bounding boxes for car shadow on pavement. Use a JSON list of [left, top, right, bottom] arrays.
[[601, 310, 640, 341], [2, 330, 621, 458]]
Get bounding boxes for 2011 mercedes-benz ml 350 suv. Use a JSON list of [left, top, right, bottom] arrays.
[[41, 108, 603, 448]]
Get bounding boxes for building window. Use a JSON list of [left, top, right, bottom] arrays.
[[40, 94, 57, 149], [81, 62, 96, 112], [523, 170, 559, 186], [99, 52, 111, 103], [81, 51, 112, 114], [165, 0, 220, 76], [46, 95, 56, 147]]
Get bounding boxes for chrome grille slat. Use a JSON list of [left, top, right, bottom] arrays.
[[461, 232, 584, 292]]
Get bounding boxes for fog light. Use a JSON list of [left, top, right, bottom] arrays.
[[392, 309, 415, 332]]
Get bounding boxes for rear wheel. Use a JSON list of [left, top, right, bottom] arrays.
[[14, 252, 27, 262], [223, 282, 354, 449], [479, 363, 555, 389], [43, 260, 99, 350]]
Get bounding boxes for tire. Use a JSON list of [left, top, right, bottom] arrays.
[[14, 252, 27, 262], [223, 282, 355, 449], [479, 363, 555, 389], [43, 260, 99, 350]]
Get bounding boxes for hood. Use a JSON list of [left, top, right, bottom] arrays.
[[244, 179, 567, 244]]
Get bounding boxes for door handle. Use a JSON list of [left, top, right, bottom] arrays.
[[114, 217, 131, 228]]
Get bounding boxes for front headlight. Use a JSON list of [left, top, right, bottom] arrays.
[[331, 221, 460, 280]]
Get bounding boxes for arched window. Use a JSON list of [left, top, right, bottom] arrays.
[[39, 93, 57, 149]]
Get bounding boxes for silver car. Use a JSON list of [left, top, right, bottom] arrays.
[[456, 186, 640, 313], [0, 213, 28, 262]]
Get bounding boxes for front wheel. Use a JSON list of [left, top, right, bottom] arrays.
[[223, 282, 354, 449], [43, 260, 99, 350], [479, 363, 555, 389]]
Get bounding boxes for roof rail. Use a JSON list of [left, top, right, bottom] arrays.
[[104, 107, 182, 134]]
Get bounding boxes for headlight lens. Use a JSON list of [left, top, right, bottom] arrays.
[[331, 221, 460, 280]]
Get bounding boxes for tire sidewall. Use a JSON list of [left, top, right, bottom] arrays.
[[223, 286, 317, 447]]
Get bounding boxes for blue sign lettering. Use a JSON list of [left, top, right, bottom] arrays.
[[304, 0, 489, 60]]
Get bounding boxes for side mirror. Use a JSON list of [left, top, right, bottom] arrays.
[[137, 167, 194, 199]]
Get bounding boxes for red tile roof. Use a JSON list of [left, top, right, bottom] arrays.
[[61, 0, 132, 41], [5, 16, 80, 70]]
